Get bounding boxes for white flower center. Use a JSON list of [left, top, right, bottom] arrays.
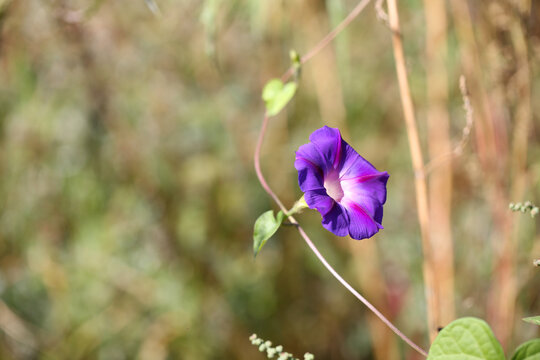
[[324, 170, 344, 202]]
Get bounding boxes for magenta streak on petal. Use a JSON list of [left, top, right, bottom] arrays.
[[333, 135, 342, 169], [310, 141, 332, 174], [340, 172, 385, 182], [338, 151, 364, 179], [343, 199, 383, 229], [296, 156, 324, 178]]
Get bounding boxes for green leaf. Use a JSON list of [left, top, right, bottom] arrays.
[[262, 79, 283, 101], [428, 317, 505, 360], [511, 339, 540, 360], [523, 316, 540, 326], [253, 210, 284, 258], [262, 79, 297, 116]]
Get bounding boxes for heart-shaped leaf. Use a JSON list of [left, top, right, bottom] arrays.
[[511, 339, 540, 360], [428, 317, 504, 360], [523, 316, 540, 326], [262, 79, 297, 116], [253, 210, 285, 257]]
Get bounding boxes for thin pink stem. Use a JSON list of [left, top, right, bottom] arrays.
[[253, 114, 286, 210], [281, 0, 372, 82], [254, 120, 428, 356], [253, 0, 429, 356], [301, 0, 371, 64], [297, 226, 429, 358]]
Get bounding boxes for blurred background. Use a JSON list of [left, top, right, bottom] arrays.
[[0, 0, 538, 359]]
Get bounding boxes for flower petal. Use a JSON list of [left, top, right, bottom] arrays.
[[341, 198, 382, 240], [294, 154, 324, 192], [340, 172, 389, 218], [294, 126, 389, 240], [321, 202, 350, 237], [308, 126, 343, 171], [338, 143, 380, 180], [304, 189, 334, 216]]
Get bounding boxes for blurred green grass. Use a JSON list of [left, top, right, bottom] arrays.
[[0, 0, 538, 359]]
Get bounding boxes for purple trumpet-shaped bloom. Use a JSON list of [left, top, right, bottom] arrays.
[[294, 126, 389, 240]]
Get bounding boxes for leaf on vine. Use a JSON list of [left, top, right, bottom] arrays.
[[253, 210, 285, 258], [523, 316, 540, 326], [511, 339, 540, 360], [262, 79, 297, 116], [428, 317, 505, 360]]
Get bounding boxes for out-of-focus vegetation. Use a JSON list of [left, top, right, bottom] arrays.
[[0, 0, 538, 359]]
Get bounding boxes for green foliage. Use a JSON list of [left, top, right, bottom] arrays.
[[262, 79, 298, 116], [428, 317, 505, 360], [253, 210, 284, 257], [511, 340, 540, 360], [523, 316, 540, 326]]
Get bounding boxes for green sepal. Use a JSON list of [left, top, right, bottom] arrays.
[[262, 79, 297, 116], [288, 195, 308, 215], [253, 210, 285, 258], [427, 317, 504, 360]]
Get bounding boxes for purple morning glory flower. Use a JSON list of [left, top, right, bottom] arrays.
[[294, 126, 389, 240]]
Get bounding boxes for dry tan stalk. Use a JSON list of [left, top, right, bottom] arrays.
[[490, 0, 531, 347], [422, 0, 455, 327], [386, 0, 440, 342]]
